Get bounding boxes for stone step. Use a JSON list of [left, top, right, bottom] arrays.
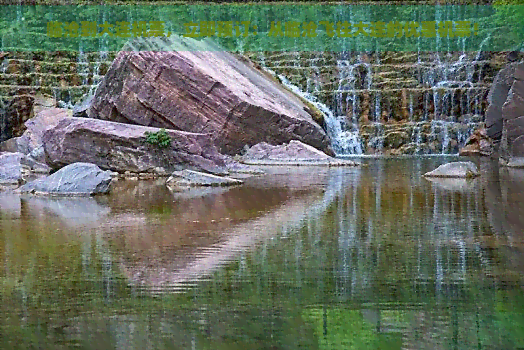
[[1, 51, 118, 62], [267, 63, 495, 79], [1, 59, 113, 75], [0, 85, 93, 104], [0, 73, 103, 87], [312, 85, 491, 94]]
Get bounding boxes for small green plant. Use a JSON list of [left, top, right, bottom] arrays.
[[144, 129, 172, 149]]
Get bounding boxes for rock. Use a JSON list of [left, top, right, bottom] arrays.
[[384, 131, 408, 149], [486, 63, 516, 142], [459, 128, 493, 156], [18, 163, 112, 196], [423, 161, 479, 178], [500, 63, 524, 161], [222, 155, 265, 175], [0, 95, 35, 143], [0, 152, 25, 185], [73, 94, 94, 118], [241, 140, 359, 166], [0, 152, 50, 186], [87, 36, 333, 156], [166, 169, 243, 189], [486, 61, 524, 166], [0, 107, 71, 163], [501, 157, 524, 168], [43, 117, 228, 175]]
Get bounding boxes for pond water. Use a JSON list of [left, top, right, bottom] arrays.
[[1, 157, 523, 350]]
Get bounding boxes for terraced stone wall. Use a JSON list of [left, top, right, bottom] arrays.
[[247, 51, 514, 155]]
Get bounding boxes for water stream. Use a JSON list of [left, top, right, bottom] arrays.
[[1, 158, 523, 349]]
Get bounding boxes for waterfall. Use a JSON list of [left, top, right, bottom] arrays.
[[249, 4, 494, 155], [263, 67, 363, 156]]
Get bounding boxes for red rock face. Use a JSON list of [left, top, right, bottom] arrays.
[[43, 117, 228, 175], [486, 61, 524, 160], [87, 38, 333, 156]]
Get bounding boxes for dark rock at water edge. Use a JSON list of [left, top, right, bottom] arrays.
[[485, 63, 517, 142], [73, 94, 94, 118], [18, 163, 112, 196], [43, 117, 229, 175], [0, 95, 39, 143], [486, 61, 524, 166], [87, 36, 333, 156]]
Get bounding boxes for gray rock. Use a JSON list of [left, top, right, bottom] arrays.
[[0, 152, 24, 185], [501, 157, 524, 168], [18, 163, 112, 196], [242, 140, 359, 166], [88, 36, 333, 156], [73, 94, 94, 118], [0, 152, 50, 186], [423, 161, 479, 178], [43, 117, 229, 175], [486, 63, 517, 141], [166, 170, 243, 188]]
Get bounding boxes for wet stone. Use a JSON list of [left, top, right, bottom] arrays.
[[423, 161, 480, 178]]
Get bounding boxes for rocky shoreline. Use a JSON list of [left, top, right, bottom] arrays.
[[2, 38, 524, 196], [0, 36, 360, 196]]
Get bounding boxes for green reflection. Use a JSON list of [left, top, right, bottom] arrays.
[[0, 159, 523, 349]]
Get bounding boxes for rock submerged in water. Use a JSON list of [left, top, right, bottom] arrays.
[[423, 161, 479, 178], [18, 163, 112, 196], [241, 140, 359, 166], [166, 169, 243, 189], [87, 36, 333, 156]]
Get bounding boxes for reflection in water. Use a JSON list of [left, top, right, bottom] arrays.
[[0, 158, 523, 349]]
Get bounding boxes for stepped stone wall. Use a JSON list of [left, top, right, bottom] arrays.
[[0, 49, 515, 154], [247, 51, 512, 155], [0, 51, 116, 142]]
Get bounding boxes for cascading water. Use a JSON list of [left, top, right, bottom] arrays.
[[266, 67, 363, 155], [253, 36, 491, 156], [249, 5, 495, 156]]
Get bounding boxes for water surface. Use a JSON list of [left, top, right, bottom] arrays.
[[1, 157, 523, 349]]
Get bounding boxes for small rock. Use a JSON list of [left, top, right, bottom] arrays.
[[241, 140, 359, 166], [166, 169, 243, 188], [502, 157, 524, 168], [18, 163, 112, 196], [0, 153, 24, 185], [423, 161, 479, 178], [459, 128, 493, 156], [72, 94, 94, 118], [0, 152, 50, 186]]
